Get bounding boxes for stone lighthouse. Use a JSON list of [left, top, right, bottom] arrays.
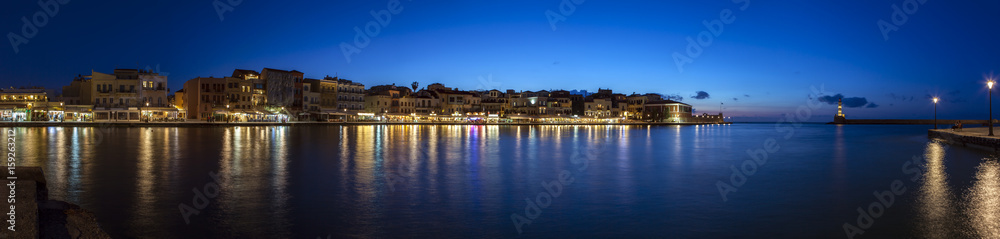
[[834, 98, 847, 123]]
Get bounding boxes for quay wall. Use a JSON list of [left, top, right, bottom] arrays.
[[928, 129, 1000, 152]]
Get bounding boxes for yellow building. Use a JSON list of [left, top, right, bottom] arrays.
[[364, 94, 392, 114], [91, 69, 141, 108], [584, 98, 613, 118], [172, 89, 185, 111]]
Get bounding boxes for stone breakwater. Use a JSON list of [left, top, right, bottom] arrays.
[[833, 119, 992, 125]]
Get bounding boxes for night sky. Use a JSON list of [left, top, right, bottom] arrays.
[[2, 0, 1000, 122]]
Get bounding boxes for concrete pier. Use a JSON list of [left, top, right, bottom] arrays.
[[928, 127, 1000, 152]]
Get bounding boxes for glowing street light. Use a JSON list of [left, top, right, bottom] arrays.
[[990, 79, 995, 136], [933, 97, 938, 129]]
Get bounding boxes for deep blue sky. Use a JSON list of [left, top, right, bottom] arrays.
[[2, 0, 999, 121]]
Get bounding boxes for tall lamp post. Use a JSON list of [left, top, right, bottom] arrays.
[[990, 80, 995, 136], [933, 97, 938, 129]]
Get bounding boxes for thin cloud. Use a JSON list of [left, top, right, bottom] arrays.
[[925, 91, 966, 103]]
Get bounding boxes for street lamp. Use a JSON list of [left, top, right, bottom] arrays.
[[990, 80, 995, 136], [933, 97, 938, 129]]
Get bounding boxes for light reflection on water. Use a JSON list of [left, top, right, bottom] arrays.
[[4, 124, 1000, 238], [916, 141, 958, 238], [966, 158, 1000, 238], [915, 140, 1000, 238], [216, 126, 292, 238]]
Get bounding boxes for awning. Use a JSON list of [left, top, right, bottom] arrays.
[[64, 106, 93, 112], [321, 110, 345, 115]]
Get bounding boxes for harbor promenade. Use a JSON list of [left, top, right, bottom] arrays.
[[928, 127, 1000, 152]]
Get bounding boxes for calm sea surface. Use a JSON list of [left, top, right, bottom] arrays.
[[4, 124, 999, 238]]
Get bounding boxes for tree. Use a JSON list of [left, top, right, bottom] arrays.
[[411, 81, 419, 91]]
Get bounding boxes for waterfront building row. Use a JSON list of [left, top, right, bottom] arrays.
[[175, 68, 718, 123], [353, 84, 715, 123], [2, 67, 725, 124], [180, 68, 366, 122], [1, 68, 182, 122]]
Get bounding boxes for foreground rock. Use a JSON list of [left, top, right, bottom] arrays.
[[0, 167, 111, 239]]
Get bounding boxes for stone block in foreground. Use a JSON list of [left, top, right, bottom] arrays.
[[0, 167, 111, 239]]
